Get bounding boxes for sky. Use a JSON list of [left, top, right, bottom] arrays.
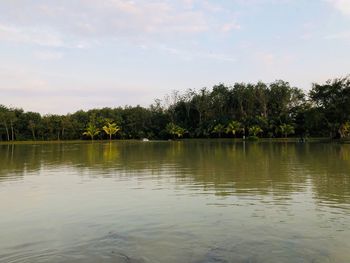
[[0, 0, 350, 114]]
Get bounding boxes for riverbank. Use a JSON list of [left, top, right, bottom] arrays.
[[1, 137, 349, 145]]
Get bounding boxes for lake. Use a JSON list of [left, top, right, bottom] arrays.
[[0, 140, 349, 263]]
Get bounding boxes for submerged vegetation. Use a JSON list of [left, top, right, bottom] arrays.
[[1, 76, 350, 141]]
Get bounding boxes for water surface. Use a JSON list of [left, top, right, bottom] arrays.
[[0, 141, 349, 262]]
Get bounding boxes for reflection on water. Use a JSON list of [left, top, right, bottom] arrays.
[[0, 140, 349, 262]]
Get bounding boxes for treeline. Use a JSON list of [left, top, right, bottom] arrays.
[[1, 76, 350, 141]]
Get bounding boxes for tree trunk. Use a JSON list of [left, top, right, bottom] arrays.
[[185, 104, 190, 119], [262, 104, 267, 118], [31, 128, 36, 140], [3, 122, 9, 141]]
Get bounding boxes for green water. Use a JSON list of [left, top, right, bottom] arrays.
[[0, 140, 349, 262]]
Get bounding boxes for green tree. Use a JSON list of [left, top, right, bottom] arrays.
[[8, 111, 17, 141], [102, 122, 120, 140], [249, 125, 263, 137], [61, 115, 74, 140], [25, 112, 42, 140], [192, 88, 210, 128], [339, 121, 350, 138], [1, 76, 349, 141], [309, 76, 350, 138], [225, 121, 242, 137], [43, 115, 62, 140], [309, 76, 350, 137], [212, 123, 225, 138], [0, 106, 10, 141], [278, 124, 295, 138], [166, 122, 185, 138], [83, 123, 100, 140]]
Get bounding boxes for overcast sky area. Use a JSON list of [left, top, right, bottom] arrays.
[[0, 0, 350, 114]]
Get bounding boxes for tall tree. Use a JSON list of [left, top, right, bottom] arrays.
[[8, 111, 17, 141], [309, 76, 350, 138], [0, 106, 10, 141], [102, 122, 120, 140], [278, 124, 295, 138], [225, 121, 242, 138], [26, 112, 42, 140], [83, 123, 100, 141]]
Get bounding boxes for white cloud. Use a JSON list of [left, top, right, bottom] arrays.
[[255, 51, 296, 69], [0, 1, 241, 48], [221, 22, 241, 32], [34, 51, 64, 60], [158, 44, 236, 62], [328, 0, 350, 15], [324, 31, 350, 39], [182, 0, 195, 9], [258, 52, 275, 67], [107, 0, 141, 14], [0, 24, 64, 47], [104, 1, 209, 34], [0, 1, 210, 36], [0, 67, 49, 94]]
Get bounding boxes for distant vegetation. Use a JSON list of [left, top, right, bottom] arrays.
[[1, 76, 350, 141]]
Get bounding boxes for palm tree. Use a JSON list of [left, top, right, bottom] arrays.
[[212, 123, 225, 138], [225, 121, 242, 138], [166, 122, 185, 139], [279, 124, 295, 138], [339, 121, 350, 138], [83, 123, 100, 140], [249, 125, 263, 137], [102, 122, 120, 140]]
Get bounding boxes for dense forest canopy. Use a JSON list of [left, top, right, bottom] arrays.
[[1, 77, 350, 141]]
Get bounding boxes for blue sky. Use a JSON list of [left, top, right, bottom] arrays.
[[0, 0, 349, 114]]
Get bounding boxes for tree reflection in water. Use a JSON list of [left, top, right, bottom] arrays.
[[0, 141, 349, 206]]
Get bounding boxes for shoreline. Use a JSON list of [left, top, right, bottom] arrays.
[[0, 137, 348, 145]]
